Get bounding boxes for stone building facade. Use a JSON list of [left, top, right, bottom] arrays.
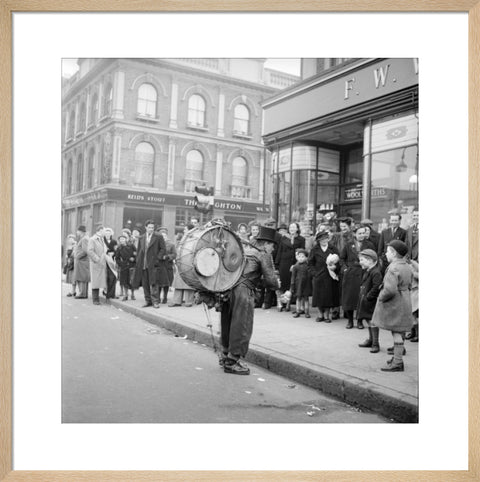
[[61, 58, 298, 239]]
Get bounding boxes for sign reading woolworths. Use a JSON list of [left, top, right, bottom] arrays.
[[343, 184, 387, 203], [62, 188, 268, 214]]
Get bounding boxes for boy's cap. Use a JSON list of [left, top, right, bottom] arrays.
[[359, 249, 378, 262]]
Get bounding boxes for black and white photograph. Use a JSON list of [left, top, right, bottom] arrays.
[[61, 57, 419, 424]]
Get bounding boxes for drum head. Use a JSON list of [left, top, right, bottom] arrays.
[[194, 247, 220, 277], [222, 240, 243, 272]]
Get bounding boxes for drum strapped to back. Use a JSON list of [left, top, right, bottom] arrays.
[[176, 225, 245, 293]]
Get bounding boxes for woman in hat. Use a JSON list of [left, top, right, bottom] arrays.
[[275, 222, 305, 311], [372, 240, 414, 372], [339, 225, 376, 329], [236, 223, 249, 242], [357, 249, 383, 353], [308, 230, 340, 323]]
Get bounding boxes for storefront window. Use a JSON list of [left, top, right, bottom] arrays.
[[370, 144, 418, 230], [123, 206, 163, 233], [344, 146, 363, 183], [175, 207, 212, 232]]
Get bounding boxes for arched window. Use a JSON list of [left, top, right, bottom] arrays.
[[188, 94, 206, 127], [231, 156, 249, 198], [86, 148, 95, 189], [66, 159, 73, 195], [185, 149, 204, 192], [137, 83, 157, 117], [134, 142, 155, 186], [104, 83, 113, 116], [234, 104, 250, 135], [68, 109, 75, 139], [90, 93, 98, 125], [79, 102, 86, 132], [76, 154, 84, 192]]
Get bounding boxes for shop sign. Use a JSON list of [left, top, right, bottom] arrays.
[[62, 190, 108, 209], [106, 188, 267, 214], [343, 185, 388, 203]]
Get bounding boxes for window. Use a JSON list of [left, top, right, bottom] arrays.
[[134, 142, 155, 186], [185, 149, 204, 192], [79, 102, 86, 132], [231, 156, 249, 198], [66, 159, 73, 195], [137, 83, 157, 118], [86, 149, 95, 189], [90, 94, 98, 125], [76, 155, 84, 192], [67, 109, 75, 139], [233, 104, 250, 135], [104, 83, 113, 116], [188, 94, 206, 127]]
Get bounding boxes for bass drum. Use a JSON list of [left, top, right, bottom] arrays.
[[176, 225, 245, 292]]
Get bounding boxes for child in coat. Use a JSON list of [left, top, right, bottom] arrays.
[[290, 249, 312, 318], [372, 240, 414, 372], [357, 249, 383, 353]]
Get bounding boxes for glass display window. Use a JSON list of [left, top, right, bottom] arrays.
[[370, 144, 418, 230]]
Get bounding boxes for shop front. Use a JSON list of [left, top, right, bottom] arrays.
[[262, 58, 419, 233], [62, 187, 269, 241]]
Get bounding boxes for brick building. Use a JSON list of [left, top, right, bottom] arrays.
[[61, 58, 298, 239]]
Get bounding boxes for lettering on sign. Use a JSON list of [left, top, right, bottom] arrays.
[[344, 63, 396, 100], [343, 185, 387, 202], [214, 201, 242, 211], [373, 64, 390, 89]]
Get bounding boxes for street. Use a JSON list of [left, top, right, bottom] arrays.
[[62, 288, 389, 423]]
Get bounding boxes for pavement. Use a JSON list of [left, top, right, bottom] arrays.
[[95, 287, 419, 423]]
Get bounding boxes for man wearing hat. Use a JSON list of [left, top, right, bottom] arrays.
[[357, 249, 383, 353], [73, 225, 90, 299], [360, 218, 380, 251], [372, 240, 413, 372], [220, 226, 280, 375]]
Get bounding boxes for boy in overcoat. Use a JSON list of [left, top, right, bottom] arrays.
[[372, 240, 414, 372], [357, 249, 383, 353]]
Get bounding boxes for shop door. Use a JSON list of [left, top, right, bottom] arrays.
[[123, 206, 163, 233]]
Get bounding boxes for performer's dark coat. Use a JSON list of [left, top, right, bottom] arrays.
[[220, 244, 279, 358]]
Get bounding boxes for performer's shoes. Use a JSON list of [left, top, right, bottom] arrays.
[[224, 359, 250, 375], [218, 353, 229, 368]]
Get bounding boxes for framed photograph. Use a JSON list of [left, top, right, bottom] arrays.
[[1, 1, 478, 480]]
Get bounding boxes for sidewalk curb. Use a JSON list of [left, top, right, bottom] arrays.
[[111, 299, 418, 423]]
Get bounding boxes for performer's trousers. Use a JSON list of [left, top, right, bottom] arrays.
[[142, 268, 160, 305], [220, 283, 254, 359], [76, 281, 88, 298], [106, 266, 117, 299]]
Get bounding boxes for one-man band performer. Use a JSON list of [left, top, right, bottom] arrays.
[[220, 225, 280, 375]]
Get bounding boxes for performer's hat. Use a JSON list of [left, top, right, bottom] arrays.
[[256, 226, 278, 244]]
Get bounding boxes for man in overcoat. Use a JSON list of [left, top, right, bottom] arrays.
[[87, 224, 107, 305], [73, 225, 90, 298], [133, 220, 167, 308], [156, 226, 177, 304]]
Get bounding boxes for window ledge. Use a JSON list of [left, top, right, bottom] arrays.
[[136, 114, 160, 123], [232, 131, 252, 140], [187, 123, 209, 132]]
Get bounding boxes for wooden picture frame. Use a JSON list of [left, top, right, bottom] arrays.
[[1, 1, 478, 480]]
